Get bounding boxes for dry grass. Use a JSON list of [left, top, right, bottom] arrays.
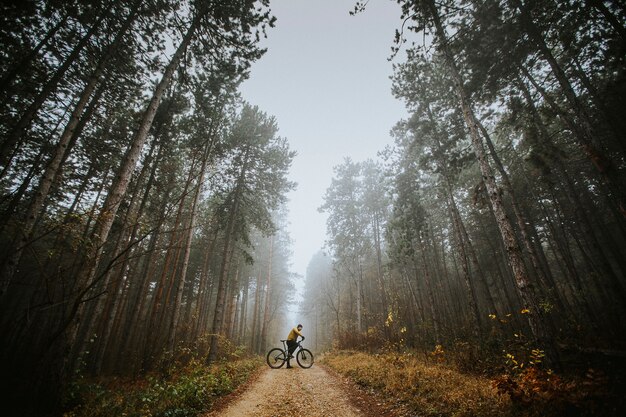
[[323, 349, 624, 417], [323, 350, 513, 417]]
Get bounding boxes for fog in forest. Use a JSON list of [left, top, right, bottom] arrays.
[[1, 1, 625, 416], [239, 0, 407, 333]]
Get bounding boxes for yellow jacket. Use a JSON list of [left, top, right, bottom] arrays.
[[287, 327, 303, 341]]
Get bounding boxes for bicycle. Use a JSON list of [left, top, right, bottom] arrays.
[[266, 338, 314, 369]]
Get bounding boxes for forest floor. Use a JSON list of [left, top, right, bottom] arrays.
[[63, 349, 624, 417], [204, 364, 395, 417], [202, 350, 626, 417]]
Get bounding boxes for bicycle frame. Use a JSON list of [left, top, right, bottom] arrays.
[[266, 337, 314, 369]]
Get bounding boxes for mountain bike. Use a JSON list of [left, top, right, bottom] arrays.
[[266, 338, 314, 369]]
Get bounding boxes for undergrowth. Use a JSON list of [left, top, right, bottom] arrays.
[[62, 356, 262, 417], [322, 349, 620, 417], [323, 350, 509, 416]]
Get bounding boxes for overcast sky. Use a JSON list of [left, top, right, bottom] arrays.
[[239, 0, 408, 280]]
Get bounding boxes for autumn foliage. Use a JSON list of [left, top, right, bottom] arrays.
[[323, 349, 623, 417], [323, 350, 509, 416]]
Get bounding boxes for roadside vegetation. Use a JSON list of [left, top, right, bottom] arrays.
[[61, 337, 623, 417], [63, 341, 262, 417], [322, 348, 623, 417]]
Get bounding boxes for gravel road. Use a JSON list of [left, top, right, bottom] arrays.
[[205, 364, 387, 417]]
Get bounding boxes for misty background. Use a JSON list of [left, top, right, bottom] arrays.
[[240, 0, 407, 288]]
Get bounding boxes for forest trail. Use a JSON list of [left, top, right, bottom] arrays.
[[205, 364, 391, 417]]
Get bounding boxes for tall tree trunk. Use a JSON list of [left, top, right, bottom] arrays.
[[229, 267, 242, 341], [237, 274, 249, 344], [446, 184, 482, 339], [373, 212, 389, 333], [168, 140, 215, 351], [513, 0, 626, 217], [89, 135, 162, 374], [0, 146, 46, 231], [145, 160, 195, 359], [260, 235, 273, 351], [516, 72, 626, 307], [459, 212, 500, 317], [355, 261, 363, 333], [0, 1, 141, 297], [250, 268, 262, 352], [114, 141, 169, 371], [425, 0, 556, 362], [426, 104, 482, 337], [56, 12, 204, 378], [477, 122, 566, 317], [417, 236, 440, 345], [0, 101, 72, 231], [207, 148, 250, 363], [224, 263, 240, 340], [193, 229, 218, 340]]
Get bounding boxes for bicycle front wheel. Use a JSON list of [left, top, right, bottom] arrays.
[[266, 348, 286, 368], [296, 348, 314, 368]]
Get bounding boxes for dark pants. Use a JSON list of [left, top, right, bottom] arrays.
[[286, 340, 297, 365]]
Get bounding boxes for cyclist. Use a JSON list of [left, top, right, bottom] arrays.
[[286, 324, 304, 368]]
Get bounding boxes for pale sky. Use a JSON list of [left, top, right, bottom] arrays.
[[239, 0, 408, 279]]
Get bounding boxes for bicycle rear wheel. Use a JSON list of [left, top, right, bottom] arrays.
[[296, 348, 314, 368], [266, 348, 286, 368]]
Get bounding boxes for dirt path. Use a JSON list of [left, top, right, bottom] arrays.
[[206, 364, 389, 417]]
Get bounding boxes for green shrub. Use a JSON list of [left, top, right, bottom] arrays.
[[63, 357, 262, 417]]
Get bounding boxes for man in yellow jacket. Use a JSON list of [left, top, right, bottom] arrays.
[[286, 324, 304, 368]]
